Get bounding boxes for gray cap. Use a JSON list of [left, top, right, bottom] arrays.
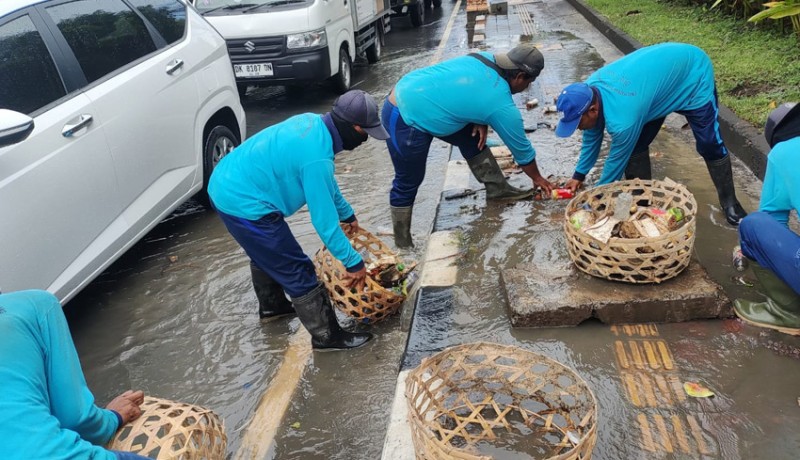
[[494, 43, 544, 79], [765, 102, 800, 147], [332, 90, 390, 140]]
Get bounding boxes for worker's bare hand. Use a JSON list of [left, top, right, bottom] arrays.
[[343, 266, 367, 292], [533, 175, 554, 195], [107, 390, 144, 425], [472, 124, 488, 150], [342, 219, 360, 236], [565, 178, 583, 193]]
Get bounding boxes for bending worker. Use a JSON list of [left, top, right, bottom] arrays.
[[734, 103, 800, 335], [383, 43, 554, 248], [208, 90, 389, 351], [0, 290, 147, 460], [555, 42, 747, 226]]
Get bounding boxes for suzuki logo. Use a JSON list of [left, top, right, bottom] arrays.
[[244, 41, 256, 53]]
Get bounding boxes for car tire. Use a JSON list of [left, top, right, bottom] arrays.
[[199, 125, 239, 206], [410, 3, 424, 27], [365, 27, 382, 64], [237, 83, 248, 99], [331, 46, 352, 94]]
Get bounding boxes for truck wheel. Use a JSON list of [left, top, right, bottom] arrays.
[[410, 3, 424, 27], [365, 27, 382, 64], [199, 125, 239, 206], [331, 46, 352, 94], [433, 0, 442, 7]]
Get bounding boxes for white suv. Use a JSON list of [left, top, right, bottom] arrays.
[[0, 0, 246, 303]]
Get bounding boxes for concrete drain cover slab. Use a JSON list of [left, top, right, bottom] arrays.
[[501, 262, 731, 327]]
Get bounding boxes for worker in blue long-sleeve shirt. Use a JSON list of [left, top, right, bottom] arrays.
[[555, 42, 747, 226], [0, 290, 148, 460], [383, 43, 554, 248], [735, 103, 800, 335], [208, 90, 389, 351]]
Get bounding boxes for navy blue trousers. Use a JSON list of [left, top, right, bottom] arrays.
[[216, 210, 319, 298], [382, 99, 483, 207], [632, 92, 728, 161], [739, 211, 800, 295]]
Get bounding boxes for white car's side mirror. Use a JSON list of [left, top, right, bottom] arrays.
[[0, 109, 34, 148]]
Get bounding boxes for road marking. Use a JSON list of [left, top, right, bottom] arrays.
[[653, 415, 674, 453], [686, 414, 712, 455], [671, 415, 691, 454], [234, 329, 312, 460], [637, 413, 656, 452], [431, 0, 463, 64]]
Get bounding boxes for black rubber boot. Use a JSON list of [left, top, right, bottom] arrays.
[[251, 262, 295, 322], [466, 148, 533, 200], [734, 263, 800, 336], [391, 205, 414, 249], [291, 284, 373, 351], [624, 149, 652, 180], [706, 155, 747, 226]]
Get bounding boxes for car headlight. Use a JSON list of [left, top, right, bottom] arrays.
[[286, 29, 327, 50]]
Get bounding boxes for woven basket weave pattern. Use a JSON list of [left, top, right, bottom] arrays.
[[106, 397, 226, 459], [405, 342, 598, 460], [314, 227, 405, 324], [564, 179, 697, 284]]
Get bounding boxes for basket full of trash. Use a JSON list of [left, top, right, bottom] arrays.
[[564, 178, 697, 284], [106, 397, 226, 459], [405, 342, 598, 460], [314, 226, 416, 324]]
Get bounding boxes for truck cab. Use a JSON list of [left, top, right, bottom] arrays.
[[194, 0, 390, 95]]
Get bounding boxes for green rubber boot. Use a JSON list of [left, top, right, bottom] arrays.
[[734, 263, 800, 336], [466, 148, 534, 200]]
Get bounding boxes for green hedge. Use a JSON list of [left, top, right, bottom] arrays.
[[584, 0, 800, 127]]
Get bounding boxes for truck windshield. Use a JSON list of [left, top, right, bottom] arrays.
[[194, 0, 310, 14]]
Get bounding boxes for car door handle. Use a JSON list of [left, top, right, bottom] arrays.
[[62, 114, 93, 138], [166, 59, 184, 75]]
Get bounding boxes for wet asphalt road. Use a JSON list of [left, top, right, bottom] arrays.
[[64, 1, 800, 459]]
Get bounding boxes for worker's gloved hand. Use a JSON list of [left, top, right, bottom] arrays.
[[343, 266, 367, 292], [107, 390, 145, 425], [565, 178, 583, 194]]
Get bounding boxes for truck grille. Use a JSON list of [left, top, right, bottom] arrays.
[[226, 36, 285, 61]]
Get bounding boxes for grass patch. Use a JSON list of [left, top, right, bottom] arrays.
[[583, 0, 800, 127]]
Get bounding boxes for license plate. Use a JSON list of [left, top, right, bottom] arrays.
[[234, 62, 273, 78]]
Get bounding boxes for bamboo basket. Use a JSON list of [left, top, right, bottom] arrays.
[[405, 342, 597, 460], [313, 226, 406, 324], [564, 178, 697, 284], [106, 397, 226, 459]]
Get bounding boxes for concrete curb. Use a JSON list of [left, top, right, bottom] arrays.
[[563, 0, 772, 180]]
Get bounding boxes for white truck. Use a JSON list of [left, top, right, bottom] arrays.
[[193, 0, 391, 95]]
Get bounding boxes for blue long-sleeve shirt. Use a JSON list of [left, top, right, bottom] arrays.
[[574, 43, 717, 184], [395, 52, 537, 165], [208, 113, 362, 270], [0, 290, 119, 460], [759, 137, 800, 226]]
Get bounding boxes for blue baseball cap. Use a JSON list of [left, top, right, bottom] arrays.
[[555, 83, 593, 138], [332, 90, 390, 140]]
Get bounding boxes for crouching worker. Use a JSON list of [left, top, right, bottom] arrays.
[[383, 43, 554, 248], [208, 90, 390, 351], [735, 103, 800, 335], [0, 290, 147, 460]]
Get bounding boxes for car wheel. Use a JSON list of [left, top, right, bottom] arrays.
[[237, 83, 248, 99], [331, 46, 352, 94], [410, 3, 424, 27], [199, 125, 239, 206], [365, 27, 382, 64]]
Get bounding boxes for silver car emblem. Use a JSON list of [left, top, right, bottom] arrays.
[[244, 41, 256, 53]]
